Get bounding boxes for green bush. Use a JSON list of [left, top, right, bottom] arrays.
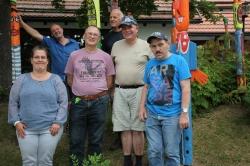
[[0, 85, 8, 102], [191, 41, 250, 114], [70, 154, 110, 166]]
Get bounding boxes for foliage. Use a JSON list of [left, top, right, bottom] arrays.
[[191, 40, 250, 114], [51, 0, 219, 27], [242, 86, 250, 110], [74, 1, 89, 28], [0, 85, 8, 102], [51, 0, 65, 12], [242, 51, 250, 110], [190, 0, 222, 23], [70, 154, 111, 166]]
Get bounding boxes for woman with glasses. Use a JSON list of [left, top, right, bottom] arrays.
[[8, 45, 68, 166]]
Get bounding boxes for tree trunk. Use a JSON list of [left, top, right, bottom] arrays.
[[0, 0, 12, 93]]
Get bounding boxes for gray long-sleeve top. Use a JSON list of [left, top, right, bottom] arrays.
[[8, 73, 68, 130]]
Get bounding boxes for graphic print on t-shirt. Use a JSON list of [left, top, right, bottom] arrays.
[[148, 64, 175, 106], [78, 57, 105, 82]]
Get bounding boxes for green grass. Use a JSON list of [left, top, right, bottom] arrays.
[[1, 103, 250, 166], [193, 105, 250, 166]]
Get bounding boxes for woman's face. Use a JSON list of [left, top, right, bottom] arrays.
[[31, 50, 48, 72]]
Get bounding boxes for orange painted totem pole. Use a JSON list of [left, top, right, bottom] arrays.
[[171, 0, 208, 165], [10, 0, 21, 82]]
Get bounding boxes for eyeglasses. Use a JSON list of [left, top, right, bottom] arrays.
[[32, 56, 47, 60], [86, 32, 99, 38]]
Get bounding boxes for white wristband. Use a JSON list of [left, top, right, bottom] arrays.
[[14, 121, 21, 127], [182, 108, 188, 113]]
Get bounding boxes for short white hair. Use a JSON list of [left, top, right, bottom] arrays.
[[111, 9, 124, 19]]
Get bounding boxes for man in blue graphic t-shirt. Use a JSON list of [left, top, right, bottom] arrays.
[[139, 32, 191, 166]]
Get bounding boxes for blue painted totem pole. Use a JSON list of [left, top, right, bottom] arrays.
[[171, 0, 208, 165], [233, 0, 247, 88]]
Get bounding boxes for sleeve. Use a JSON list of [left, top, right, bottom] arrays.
[[42, 36, 50, 47], [105, 54, 115, 76], [146, 44, 154, 59], [143, 62, 151, 84], [101, 35, 108, 53], [110, 42, 117, 59], [178, 57, 191, 81], [64, 53, 74, 75], [53, 75, 68, 126], [8, 74, 25, 124], [71, 39, 80, 50]]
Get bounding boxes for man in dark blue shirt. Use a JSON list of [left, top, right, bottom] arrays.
[[102, 9, 124, 55]]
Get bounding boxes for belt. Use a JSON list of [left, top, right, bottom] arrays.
[[115, 84, 144, 89], [77, 91, 108, 100]]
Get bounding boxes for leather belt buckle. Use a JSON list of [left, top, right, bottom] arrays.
[[79, 91, 108, 101]]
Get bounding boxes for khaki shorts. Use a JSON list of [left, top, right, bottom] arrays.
[[112, 87, 145, 131]]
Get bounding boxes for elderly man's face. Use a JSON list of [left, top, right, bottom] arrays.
[[109, 10, 122, 28], [84, 26, 100, 47]]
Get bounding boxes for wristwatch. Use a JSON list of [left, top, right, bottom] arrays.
[[182, 108, 188, 113]]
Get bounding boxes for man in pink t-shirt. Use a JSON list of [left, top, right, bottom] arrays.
[[65, 26, 115, 165]]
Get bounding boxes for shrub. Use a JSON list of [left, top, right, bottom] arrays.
[[0, 85, 8, 102], [191, 40, 250, 114], [70, 154, 111, 166]]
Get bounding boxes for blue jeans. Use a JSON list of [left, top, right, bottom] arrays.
[[145, 113, 181, 166], [17, 128, 63, 166], [69, 95, 109, 165]]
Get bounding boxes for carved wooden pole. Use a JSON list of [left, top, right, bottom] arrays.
[[233, 0, 247, 88], [0, 0, 12, 91], [10, 0, 21, 82]]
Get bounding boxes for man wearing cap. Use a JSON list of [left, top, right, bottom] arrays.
[[111, 16, 152, 166], [139, 32, 191, 166]]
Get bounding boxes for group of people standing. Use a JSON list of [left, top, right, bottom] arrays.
[[8, 8, 191, 166]]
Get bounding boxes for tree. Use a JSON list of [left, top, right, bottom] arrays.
[[190, 0, 221, 23], [52, 0, 220, 27], [0, 0, 12, 92]]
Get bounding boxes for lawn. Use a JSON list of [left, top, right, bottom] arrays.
[[0, 103, 250, 166]]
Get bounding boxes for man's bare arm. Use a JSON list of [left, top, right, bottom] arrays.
[[67, 74, 73, 87], [106, 75, 113, 90], [180, 79, 191, 110], [139, 85, 148, 121], [179, 79, 191, 129], [19, 15, 43, 41]]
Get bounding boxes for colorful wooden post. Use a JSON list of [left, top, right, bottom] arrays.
[[233, 0, 247, 88], [171, 0, 208, 165], [10, 0, 21, 82], [171, 1, 192, 165]]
